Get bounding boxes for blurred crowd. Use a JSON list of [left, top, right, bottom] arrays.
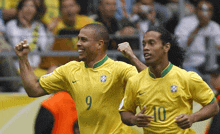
[[1, 0, 220, 93]]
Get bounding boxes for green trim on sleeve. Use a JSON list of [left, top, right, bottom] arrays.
[[209, 97, 216, 104]]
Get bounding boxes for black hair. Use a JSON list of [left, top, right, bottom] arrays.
[[146, 26, 185, 68], [59, 0, 80, 11], [82, 23, 110, 49]]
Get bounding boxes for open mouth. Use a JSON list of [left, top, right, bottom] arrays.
[[144, 53, 151, 59], [78, 49, 84, 55]]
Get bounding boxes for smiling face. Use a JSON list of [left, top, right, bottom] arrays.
[[60, 0, 80, 25], [20, 0, 37, 22], [76, 28, 101, 61], [142, 31, 170, 66]]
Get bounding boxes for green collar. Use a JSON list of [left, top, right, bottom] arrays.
[[149, 63, 173, 78], [85, 55, 108, 68]]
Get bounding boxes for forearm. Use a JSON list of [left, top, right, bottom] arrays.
[[128, 54, 147, 72], [2, 9, 17, 21], [191, 101, 219, 123], [120, 111, 136, 126], [187, 27, 200, 46], [19, 56, 45, 97]]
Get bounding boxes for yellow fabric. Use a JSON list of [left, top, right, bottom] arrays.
[[0, 0, 17, 8], [33, 68, 47, 78], [39, 58, 139, 134], [53, 14, 95, 35], [120, 65, 215, 134], [41, 0, 59, 25]]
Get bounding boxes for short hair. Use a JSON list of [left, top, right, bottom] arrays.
[[82, 23, 110, 49], [146, 26, 185, 67], [59, 0, 80, 11]]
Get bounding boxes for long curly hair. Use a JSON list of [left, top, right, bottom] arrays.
[[147, 26, 185, 68]]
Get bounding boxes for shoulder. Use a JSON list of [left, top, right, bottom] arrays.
[[6, 19, 17, 27], [62, 60, 82, 69], [76, 14, 95, 22], [171, 65, 202, 80]]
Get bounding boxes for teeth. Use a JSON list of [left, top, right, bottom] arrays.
[[78, 50, 84, 53], [144, 54, 150, 57]]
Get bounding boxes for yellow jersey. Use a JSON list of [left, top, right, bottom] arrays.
[[0, 0, 17, 9], [39, 56, 139, 134], [53, 14, 95, 35], [41, 0, 59, 25], [120, 63, 215, 134]]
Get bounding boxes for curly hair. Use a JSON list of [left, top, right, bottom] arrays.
[[147, 26, 185, 68]]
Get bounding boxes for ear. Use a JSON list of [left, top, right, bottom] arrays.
[[164, 42, 171, 53], [76, 4, 81, 14], [97, 40, 104, 50]]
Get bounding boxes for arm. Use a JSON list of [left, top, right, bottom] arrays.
[[14, 40, 47, 97], [187, 26, 200, 46], [120, 106, 153, 127], [2, 8, 17, 21], [175, 100, 219, 129], [118, 42, 147, 72]]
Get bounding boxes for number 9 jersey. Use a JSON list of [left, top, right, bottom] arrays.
[[119, 63, 215, 134], [39, 55, 139, 134]]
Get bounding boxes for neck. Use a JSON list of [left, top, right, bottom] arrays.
[[149, 60, 170, 78], [85, 53, 106, 68]]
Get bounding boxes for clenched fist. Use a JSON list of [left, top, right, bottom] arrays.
[[14, 40, 30, 59]]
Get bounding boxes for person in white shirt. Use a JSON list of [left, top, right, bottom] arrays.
[[174, 0, 220, 75], [5, 0, 53, 73]]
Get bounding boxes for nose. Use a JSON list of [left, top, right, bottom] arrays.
[[143, 43, 150, 51]]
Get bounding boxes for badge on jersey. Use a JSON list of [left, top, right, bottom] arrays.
[[170, 85, 177, 93], [100, 75, 107, 83]]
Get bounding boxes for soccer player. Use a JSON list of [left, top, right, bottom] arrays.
[[14, 23, 146, 134], [119, 26, 219, 134]]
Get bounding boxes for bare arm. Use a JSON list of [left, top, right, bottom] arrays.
[[2, 9, 17, 21], [15, 40, 47, 97], [120, 106, 153, 127], [118, 42, 147, 72], [175, 100, 219, 129]]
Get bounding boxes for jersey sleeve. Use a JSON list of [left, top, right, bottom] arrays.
[[189, 72, 215, 106], [118, 62, 138, 85], [119, 77, 138, 114], [39, 65, 70, 94]]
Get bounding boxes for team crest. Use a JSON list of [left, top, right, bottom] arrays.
[[170, 85, 177, 93], [100, 75, 107, 83]]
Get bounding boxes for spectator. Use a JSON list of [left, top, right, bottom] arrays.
[[114, 0, 136, 20], [89, 0, 120, 34], [131, 0, 172, 29], [131, 2, 161, 34], [35, 91, 78, 134], [174, 0, 220, 75], [49, 0, 95, 35], [165, 0, 195, 33], [0, 15, 22, 92], [5, 0, 53, 77], [39, 0, 95, 71]]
